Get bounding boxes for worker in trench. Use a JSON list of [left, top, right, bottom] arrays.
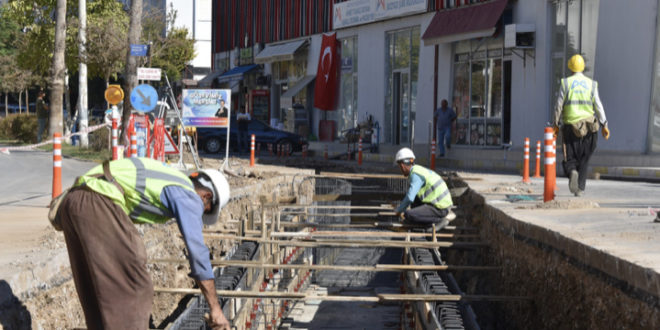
[[54, 158, 231, 329], [393, 147, 456, 230]]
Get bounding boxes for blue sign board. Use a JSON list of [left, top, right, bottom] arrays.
[[130, 44, 149, 57], [130, 84, 158, 112]]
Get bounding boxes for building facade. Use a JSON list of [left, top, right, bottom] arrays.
[[207, 0, 660, 158]]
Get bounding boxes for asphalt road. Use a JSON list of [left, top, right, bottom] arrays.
[[0, 149, 97, 207]]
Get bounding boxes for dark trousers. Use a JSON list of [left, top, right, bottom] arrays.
[[404, 198, 449, 225], [562, 125, 598, 191], [238, 130, 249, 154], [60, 188, 153, 330]]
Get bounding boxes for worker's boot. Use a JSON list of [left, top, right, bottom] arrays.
[[569, 170, 579, 195], [654, 213, 660, 223]]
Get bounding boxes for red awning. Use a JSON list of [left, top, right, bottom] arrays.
[[422, 0, 508, 45]]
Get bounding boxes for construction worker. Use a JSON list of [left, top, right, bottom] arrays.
[[554, 54, 610, 197], [57, 158, 231, 329], [394, 148, 455, 228]]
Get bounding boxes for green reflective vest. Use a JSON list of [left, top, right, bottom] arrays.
[[410, 165, 453, 210], [74, 158, 196, 224], [561, 74, 597, 125]]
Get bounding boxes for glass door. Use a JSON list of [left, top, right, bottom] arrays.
[[392, 69, 411, 145]]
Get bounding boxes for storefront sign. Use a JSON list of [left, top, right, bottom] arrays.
[[181, 89, 231, 127], [333, 0, 427, 29], [239, 47, 253, 65]]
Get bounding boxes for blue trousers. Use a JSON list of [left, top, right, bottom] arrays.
[[37, 118, 47, 142], [437, 128, 451, 156]]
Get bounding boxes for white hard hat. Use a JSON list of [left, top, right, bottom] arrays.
[[192, 169, 230, 225], [395, 147, 415, 164]]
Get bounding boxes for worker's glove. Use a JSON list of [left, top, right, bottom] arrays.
[[602, 126, 610, 140], [553, 125, 559, 138]]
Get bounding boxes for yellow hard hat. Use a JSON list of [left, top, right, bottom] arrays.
[[567, 54, 585, 73]]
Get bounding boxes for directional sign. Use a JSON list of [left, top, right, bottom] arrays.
[[130, 84, 158, 112]]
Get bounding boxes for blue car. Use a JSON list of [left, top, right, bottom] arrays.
[[197, 117, 307, 154]]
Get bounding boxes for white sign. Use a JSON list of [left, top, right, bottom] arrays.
[[163, 129, 179, 154], [137, 67, 162, 81], [333, 0, 427, 29]]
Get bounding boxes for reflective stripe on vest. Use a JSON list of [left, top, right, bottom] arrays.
[[74, 158, 195, 224], [410, 165, 453, 210], [561, 75, 596, 125]]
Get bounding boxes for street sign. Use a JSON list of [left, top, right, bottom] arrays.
[[138, 67, 162, 81], [130, 84, 158, 112], [130, 44, 149, 57], [104, 85, 124, 105]]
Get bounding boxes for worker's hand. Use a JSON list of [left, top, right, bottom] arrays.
[[204, 309, 231, 330], [553, 125, 559, 138], [602, 126, 610, 140], [395, 212, 404, 220]]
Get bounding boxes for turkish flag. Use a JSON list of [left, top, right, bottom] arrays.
[[313, 33, 340, 111]]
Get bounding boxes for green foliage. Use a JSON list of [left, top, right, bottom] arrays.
[[0, 114, 37, 143], [88, 124, 109, 151]]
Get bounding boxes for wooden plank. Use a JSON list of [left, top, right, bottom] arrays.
[[148, 259, 500, 272], [378, 293, 531, 302], [270, 230, 479, 239]]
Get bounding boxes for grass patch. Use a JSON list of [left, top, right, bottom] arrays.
[[38, 143, 111, 163]]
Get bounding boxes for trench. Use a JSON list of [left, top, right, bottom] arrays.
[[4, 167, 658, 329]]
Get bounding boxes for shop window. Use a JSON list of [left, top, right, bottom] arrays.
[[328, 36, 358, 139], [452, 37, 508, 147]]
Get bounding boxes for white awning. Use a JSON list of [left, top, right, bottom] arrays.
[[255, 39, 307, 64], [280, 75, 316, 109]]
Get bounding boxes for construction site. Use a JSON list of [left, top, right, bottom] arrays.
[[1, 147, 659, 330]]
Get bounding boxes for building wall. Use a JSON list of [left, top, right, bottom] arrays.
[[168, 0, 213, 78], [593, 0, 657, 152]]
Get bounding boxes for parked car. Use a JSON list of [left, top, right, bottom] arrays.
[[197, 117, 307, 154]]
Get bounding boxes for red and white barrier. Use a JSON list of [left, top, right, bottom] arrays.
[[52, 132, 62, 199], [250, 134, 255, 167], [358, 138, 363, 166], [430, 139, 436, 170], [523, 137, 531, 183], [534, 140, 541, 178], [544, 127, 556, 202]]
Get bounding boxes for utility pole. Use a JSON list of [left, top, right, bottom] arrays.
[[78, 0, 89, 147]]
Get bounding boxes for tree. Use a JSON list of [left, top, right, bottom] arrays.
[[121, 0, 142, 142], [49, 0, 67, 137]]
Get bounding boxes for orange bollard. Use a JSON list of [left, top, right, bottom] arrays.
[[430, 139, 436, 170], [324, 144, 328, 160], [250, 134, 255, 167], [52, 132, 62, 198], [302, 144, 307, 159], [523, 137, 531, 183], [544, 127, 556, 202], [130, 133, 137, 157], [111, 116, 119, 160], [358, 137, 363, 165], [534, 140, 541, 178]]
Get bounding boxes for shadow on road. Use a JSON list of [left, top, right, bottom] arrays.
[[0, 280, 32, 329]]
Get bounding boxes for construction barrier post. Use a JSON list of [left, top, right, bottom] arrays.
[[544, 127, 556, 202], [302, 144, 307, 159], [430, 139, 436, 171], [52, 132, 62, 199], [358, 138, 363, 165], [250, 134, 255, 167], [523, 138, 531, 183], [111, 115, 119, 160], [324, 145, 328, 161], [534, 140, 541, 178], [131, 133, 137, 157]]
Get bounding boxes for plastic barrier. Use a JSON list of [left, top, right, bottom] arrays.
[[544, 128, 556, 202], [523, 137, 531, 183], [52, 133, 62, 199]]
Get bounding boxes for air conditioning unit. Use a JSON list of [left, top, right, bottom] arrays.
[[505, 24, 535, 49]]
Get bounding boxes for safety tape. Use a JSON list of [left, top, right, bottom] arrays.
[[0, 122, 110, 155]]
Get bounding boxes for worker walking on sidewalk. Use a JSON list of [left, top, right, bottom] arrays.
[[57, 158, 231, 329], [394, 148, 455, 228], [554, 54, 610, 197]]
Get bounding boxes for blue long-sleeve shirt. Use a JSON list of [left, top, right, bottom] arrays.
[[160, 185, 214, 281], [396, 172, 425, 213]]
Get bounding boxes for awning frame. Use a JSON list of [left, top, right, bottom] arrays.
[[254, 39, 308, 64]]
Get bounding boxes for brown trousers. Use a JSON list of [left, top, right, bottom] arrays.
[[60, 187, 153, 329]]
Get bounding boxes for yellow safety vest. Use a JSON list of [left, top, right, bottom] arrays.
[[561, 74, 597, 125], [74, 158, 196, 224], [410, 165, 453, 210]]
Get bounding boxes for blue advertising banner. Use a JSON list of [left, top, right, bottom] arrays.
[[181, 89, 231, 127]]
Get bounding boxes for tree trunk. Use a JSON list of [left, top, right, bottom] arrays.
[[18, 90, 22, 114], [49, 0, 67, 138], [4, 94, 7, 117], [25, 89, 29, 114], [121, 0, 143, 142], [78, 0, 89, 147]]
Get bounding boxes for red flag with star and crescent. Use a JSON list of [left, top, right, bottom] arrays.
[[313, 32, 340, 111]]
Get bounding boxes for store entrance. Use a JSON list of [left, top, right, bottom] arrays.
[[392, 69, 411, 145]]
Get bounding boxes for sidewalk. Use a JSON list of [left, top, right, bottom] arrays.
[[307, 141, 660, 181]]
